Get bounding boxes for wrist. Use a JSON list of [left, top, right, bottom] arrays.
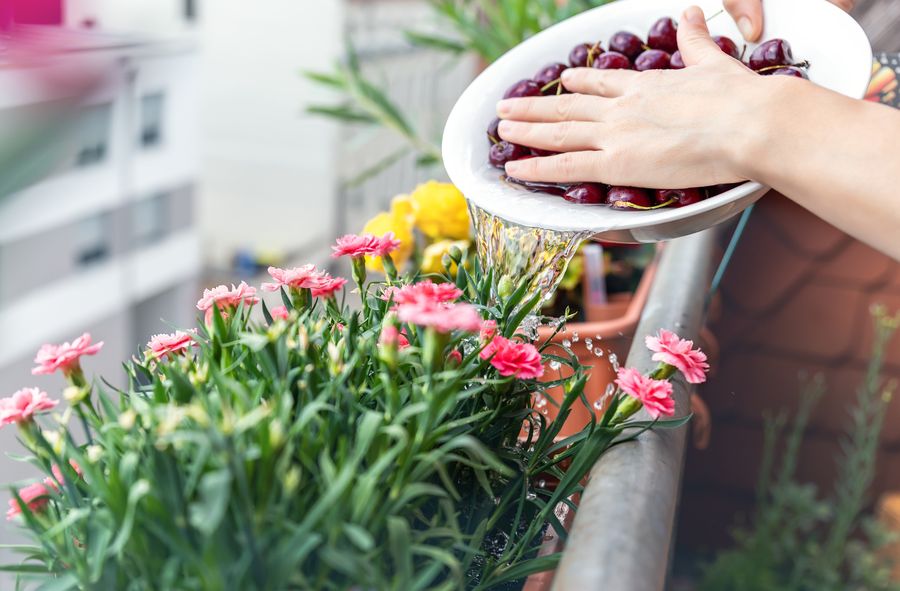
[[725, 75, 807, 183]]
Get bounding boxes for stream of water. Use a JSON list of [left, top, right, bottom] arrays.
[[470, 204, 591, 315]]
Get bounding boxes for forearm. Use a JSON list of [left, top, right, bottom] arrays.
[[737, 77, 900, 260]]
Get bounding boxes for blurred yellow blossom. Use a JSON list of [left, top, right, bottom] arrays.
[[410, 181, 471, 240], [362, 210, 413, 272], [421, 239, 470, 275], [390, 193, 415, 224]]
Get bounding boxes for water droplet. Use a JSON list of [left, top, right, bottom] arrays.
[[585, 338, 593, 350], [537, 479, 547, 489], [593, 399, 604, 410], [549, 360, 561, 370], [608, 353, 619, 371], [541, 408, 548, 415], [572, 332, 579, 342], [534, 395, 547, 408], [595, 334, 603, 341], [562, 339, 572, 349], [593, 347, 604, 357], [526, 492, 537, 501]]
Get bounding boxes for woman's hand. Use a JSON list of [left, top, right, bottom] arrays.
[[724, 0, 856, 42], [497, 6, 778, 189]]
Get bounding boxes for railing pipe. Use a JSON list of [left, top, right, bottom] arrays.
[[552, 227, 719, 591]]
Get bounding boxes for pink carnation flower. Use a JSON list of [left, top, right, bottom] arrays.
[[6, 482, 50, 520], [447, 350, 463, 365], [270, 305, 290, 321], [332, 233, 400, 259], [32, 333, 103, 376], [45, 460, 83, 491], [383, 281, 462, 307], [310, 274, 348, 298], [379, 325, 410, 349], [480, 336, 544, 379], [147, 330, 196, 359], [396, 300, 481, 334], [480, 320, 498, 342], [645, 329, 710, 384], [261, 265, 322, 292], [615, 367, 675, 420], [196, 282, 260, 324], [0, 388, 59, 426]]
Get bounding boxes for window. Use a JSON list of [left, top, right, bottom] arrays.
[[74, 103, 111, 167], [75, 213, 110, 266], [132, 193, 168, 245], [139, 93, 165, 148]]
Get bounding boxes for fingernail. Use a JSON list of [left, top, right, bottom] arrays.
[[737, 16, 753, 40], [497, 99, 512, 116], [561, 69, 573, 81], [682, 5, 704, 24], [497, 119, 512, 135]]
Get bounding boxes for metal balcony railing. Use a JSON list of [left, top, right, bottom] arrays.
[[552, 227, 720, 591]]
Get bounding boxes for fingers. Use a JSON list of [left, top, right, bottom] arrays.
[[496, 92, 606, 123], [723, 0, 763, 42], [831, 0, 855, 11], [498, 120, 604, 152], [677, 6, 730, 67], [560, 67, 638, 97], [504, 151, 602, 183]]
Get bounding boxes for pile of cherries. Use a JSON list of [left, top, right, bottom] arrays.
[[487, 17, 808, 210]]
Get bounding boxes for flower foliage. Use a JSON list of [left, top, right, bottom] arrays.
[[2, 246, 700, 590]]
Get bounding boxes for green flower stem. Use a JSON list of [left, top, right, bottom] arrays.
[[351, 257, 369, 315], [382, 255, 398, 284], [422, 328, 448, 375]]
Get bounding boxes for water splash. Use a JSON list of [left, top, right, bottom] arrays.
[[471, 204, 590, 310]]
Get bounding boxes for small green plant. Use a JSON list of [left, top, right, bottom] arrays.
[[701, 305, 900, 591], [2, 234, 699, 590]]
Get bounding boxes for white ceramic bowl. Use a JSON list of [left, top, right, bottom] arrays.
[[442, 0, 872, 243]]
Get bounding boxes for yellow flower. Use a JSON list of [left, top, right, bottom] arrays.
[[421, 240, 470, 275], [362, 210, 414, 273], [390, 193, 415, 223], [410, 181, 471, 240]]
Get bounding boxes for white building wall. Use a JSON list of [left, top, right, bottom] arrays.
[[197, 0, 344, 268]]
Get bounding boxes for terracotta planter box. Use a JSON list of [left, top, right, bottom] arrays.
[[536, 259, 659, 438]]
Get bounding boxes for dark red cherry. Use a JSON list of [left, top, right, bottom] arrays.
[[503, 79, 542, 99], [749, 39, 794, 71], [534, 63, 568, 94], [670, 50, 685, 69], [593, 51, 632, 70], [635, 49, 670, 71], [530, 147, 558, 157], [505, 176, 568, 197], [654, 188, 705, 207], [609, 31, 644, 60], [568, 42, 603, 67], [489, 141, 529, 168], [768, 66, 808, 79], [563, 183, 606, 204], [647, 17, 678, 53], [713, 35, 740, 59], [607, 186, 652, 210], [487, 118, 501, 144]]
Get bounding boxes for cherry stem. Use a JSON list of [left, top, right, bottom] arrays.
[[705, 9, 725, 22], [540, 78, 560, 93], [755, 62, 809, 74], [739, 43, 747, 62], [614, 198, 676, 210]]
